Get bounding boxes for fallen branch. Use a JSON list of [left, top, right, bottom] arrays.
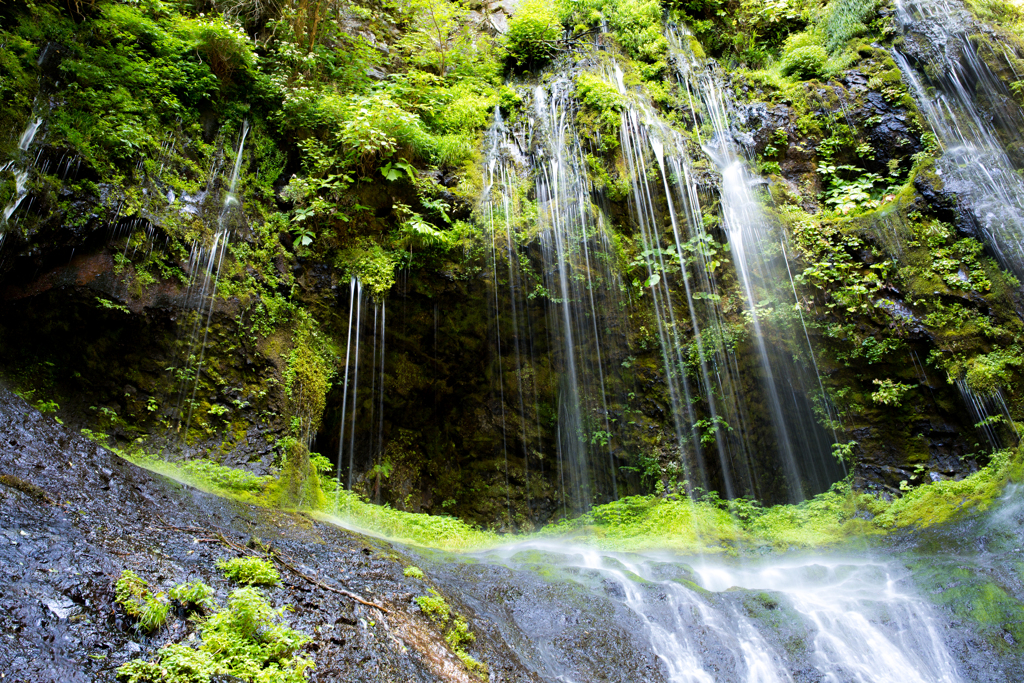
[[272, 550, 390, 614]]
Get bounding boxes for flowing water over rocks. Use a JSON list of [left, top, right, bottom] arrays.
[[7, 379, 1024, 682], [893, 0, 1024, 278]]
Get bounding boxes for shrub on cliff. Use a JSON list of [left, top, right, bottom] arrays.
[[505, 0, 562, 67]]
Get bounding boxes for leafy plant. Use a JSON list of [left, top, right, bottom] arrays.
[[115, 570, 170, 633], [217, 556, 281, 585], [117, 586, 312, 683], [168, 581, 215, 612], [780, 44, 827, 80], [871, 378, 913, 406], [505, 0, 562, 66]]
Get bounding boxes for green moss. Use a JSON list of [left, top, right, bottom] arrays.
[[575, 72, 625, 151], [415, 589, 486, 677], [0, 474, 51, 502], [216, 556, 281, 586], [875, 447, 1023, 529], [274, 437, 327, 509], [404, 566, 426, 579]]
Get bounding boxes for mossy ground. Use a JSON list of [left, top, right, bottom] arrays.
[[116, 436, 1024, 555]]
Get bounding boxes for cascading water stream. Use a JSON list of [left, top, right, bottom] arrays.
[[1, 116, 44, 248], [480, 82, 631, 516], [605, 32, 843, 502], [892, 0, 1024, 279], [432, 540, 965, 683], [666, 27, 844, 500], [693, 559, 963, 683], [174, 121, 250, 436], [332, 276, 387, 506]]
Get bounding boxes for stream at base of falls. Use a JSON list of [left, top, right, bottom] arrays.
[[404, 487, 1024, 682]]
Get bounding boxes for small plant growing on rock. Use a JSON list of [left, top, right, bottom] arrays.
[[404, 566, 425, 579], [415, 589, 486, 676], [871, 378, 913, 406], [115, 570, 169, 633], [168, 581, 215, 612], [217, 556, 280, 585], [117, 586, 312, 683]]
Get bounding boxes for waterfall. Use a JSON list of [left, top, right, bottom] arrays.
[[174, 120, 250, 436], [340, 277, 363, 492], [332, 277, 387, 503], [429, 542, 965, 683], [481, 83, 631, 517], [692, 558, 963, 682], [667, 27, 844, 501], [603, 30, 843, 503], [615, 71, 753, 499], [1, 116, 44, 247], [892, 0, 1024, 279]]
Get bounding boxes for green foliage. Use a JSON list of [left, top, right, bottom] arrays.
[[115, 570, 170, 633], [963, 346, 1024, 395], [505, 0, 562, 66], [793, 219, 890, 315], [117, 586, 312, 683], [875, 448, 1022, 529], [605, 0, 668, 62], [780, 42, 828, 79], [404, 566, 426, 579], [397, 0, 494, 78], [337, 240, 401, 300], [416, 589, 451, 621], [819, 0, 878, 53], [175, 15, 254, 82], [178, 458, 272, 493], [415, 590, 485, 675], [47, 2, 234, 176], [870, 378, 913, 406], [575, 72, 625, 148], [217, 556, 281, 585], [832, 440, 857, 463], [168, 582, 215, 611], [323, 488, 499, 551], [818, 164, 884, 214]]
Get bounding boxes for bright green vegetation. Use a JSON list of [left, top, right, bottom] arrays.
[[115, 570, 170, 633], [403, 566, 426, 579], [118, 437, 1023, 555], [168, 581, 216, 612], [506, 0, 562, 67], [117, 585, 312, 683], [217, 557, 282, 586], [415, 589, 486, 676], [873, 447, 1024, 529], [536, 446, 1021, 552]]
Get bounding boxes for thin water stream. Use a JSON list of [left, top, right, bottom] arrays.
[[893, 0, 1024, 279], [1, 116, 44, 248], [480, 80, 631, 517]]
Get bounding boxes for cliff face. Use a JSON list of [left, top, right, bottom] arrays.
[[2, 0, 1024, 528]]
